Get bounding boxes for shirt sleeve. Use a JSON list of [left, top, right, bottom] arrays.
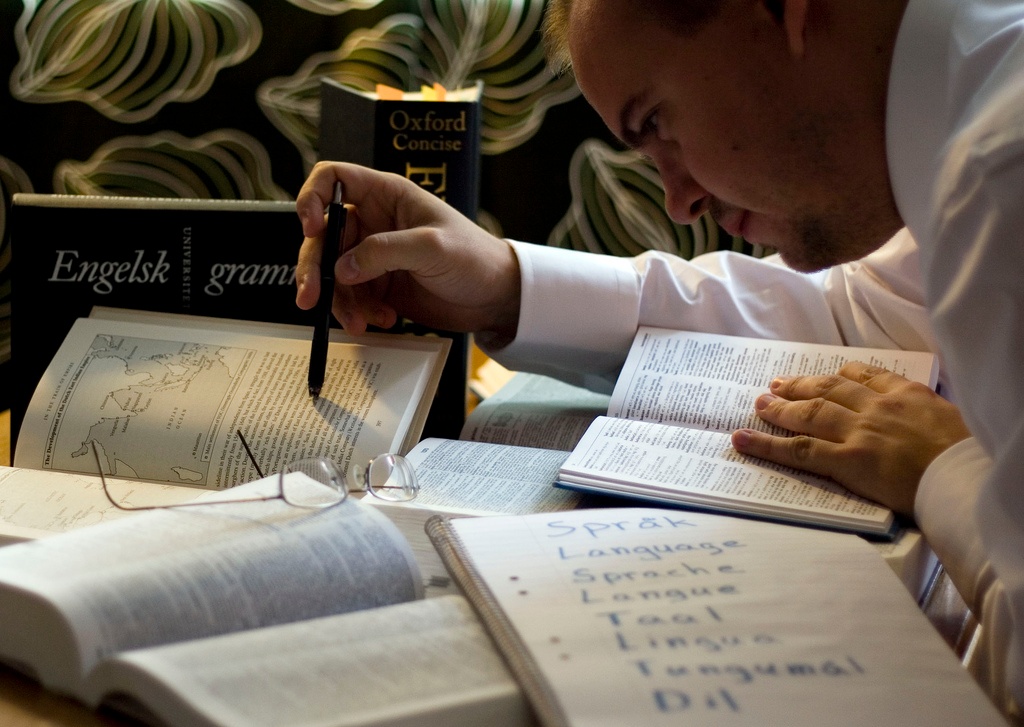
[[919, 89, 1024, 721], [916, 440, 1020, 723], [485, 228, 938, 392]]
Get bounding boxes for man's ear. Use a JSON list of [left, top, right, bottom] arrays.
[[762, 0, 809, 57]]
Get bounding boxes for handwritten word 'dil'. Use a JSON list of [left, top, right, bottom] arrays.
[[653, 687, 740, 714]]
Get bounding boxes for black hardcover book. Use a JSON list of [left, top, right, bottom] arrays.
[[5, 193, 455, 448], [318, 78, 483, 217], [319, 79, 484, 440]]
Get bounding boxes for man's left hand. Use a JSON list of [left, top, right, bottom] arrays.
[[730, 361, 971, 516]]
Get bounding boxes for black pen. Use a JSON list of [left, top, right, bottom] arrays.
[[308, 180, 347, 399]]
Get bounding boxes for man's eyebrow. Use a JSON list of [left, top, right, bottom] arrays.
[[618, 95, 643, 149]]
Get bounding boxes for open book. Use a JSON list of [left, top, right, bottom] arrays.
[[556, 328, 940, 538], [428, 507, 1003, 727], [13, 307, 448, 490], [0, 475, 528, 727], [1, 321, 588, 547]]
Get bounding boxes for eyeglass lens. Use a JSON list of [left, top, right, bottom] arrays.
[[354, 453, 419, 502], [280, 459, 348, 509]]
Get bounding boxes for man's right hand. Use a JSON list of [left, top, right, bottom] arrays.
[[294, 161, 522, 346]]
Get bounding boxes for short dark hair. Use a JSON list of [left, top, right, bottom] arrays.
[[542, 0, 724, 75]]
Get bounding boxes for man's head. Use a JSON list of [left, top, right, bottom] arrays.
[[544, 0, 726, 75], [543, 0, 908, 272]]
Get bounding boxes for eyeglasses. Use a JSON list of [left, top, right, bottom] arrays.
[[92, 431, 419, 512]]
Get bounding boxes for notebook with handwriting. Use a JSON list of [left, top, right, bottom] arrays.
[[427, 508, 1002, 726]]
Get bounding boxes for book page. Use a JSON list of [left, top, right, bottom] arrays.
[[14, 314, 446, 488], [559, 417, 893, 534], [362, 501, 465, 600], [403, 438, 580, 515], [445, 509, 1003, 726], [0, 466, 204, 544], [462, 373, 609, 451], [0, 479, 422, 697], [609, 328, 938, 434], [84, 596, 528, 727]]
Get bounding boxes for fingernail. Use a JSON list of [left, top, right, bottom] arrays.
[[337, 253, 359, 281], [770, 376, 793, 391], [372, 309, 390, 328], [733, 429, 753, 448], [755, 393, 778, 410]]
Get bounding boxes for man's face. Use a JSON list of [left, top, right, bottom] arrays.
[[568, 0, 902, 271]]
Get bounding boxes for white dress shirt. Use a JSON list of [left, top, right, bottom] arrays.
[[888, 0, 1024, 719], [484, 0, 1024, 718], [496, 229, 938, 392]]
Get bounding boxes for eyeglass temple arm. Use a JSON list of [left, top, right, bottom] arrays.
[[236, 430, 265, 479]]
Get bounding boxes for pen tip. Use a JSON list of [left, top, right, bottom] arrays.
[[309, 385, 321, 400]]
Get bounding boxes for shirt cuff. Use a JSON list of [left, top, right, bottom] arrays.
[[914, 437, 991, 606], [486, 241, 641, 381]]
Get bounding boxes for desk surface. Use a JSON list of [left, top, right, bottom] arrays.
[[0, 664, 130, 727], [0, 409, 978, 727]]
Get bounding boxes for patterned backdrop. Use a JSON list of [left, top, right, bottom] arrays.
[[0, 0, 766, 410]]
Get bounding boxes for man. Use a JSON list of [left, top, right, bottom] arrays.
[[294, 0, 1022, 719]]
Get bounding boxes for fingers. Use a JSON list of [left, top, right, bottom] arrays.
[[763, 361, 914, 415], [731, 362, 968, 516], [292, 160, 522, 338], [752, 369, 877, 441], [335, 225, 447, 286], [731, 428, 841, 480], [294, 162, 414, 315], [753, 391, 854, 442], [296, 161, 448, 239], [296, 162, 378, 238], [295, 233, 324, 310], [330, 286, 398, 334], [767, 367, 880, 413], [835, 361, 911, 392]]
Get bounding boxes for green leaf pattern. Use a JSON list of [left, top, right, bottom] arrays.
[[284, 0, 387, 14], [417, 0, 580, 154], [0, 157, 31, 367], [257, 14, 427, 172], [53, 130, 291, 200], [5, 1, 742, 267], [548, 139, 766, 259], [12, 0, 262, 122]]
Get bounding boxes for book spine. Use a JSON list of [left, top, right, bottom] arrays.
[[8, 198, 308, 446], [371, 98, 481, 219], [319, 81, 482, 439], [318, 80, 482, 219]]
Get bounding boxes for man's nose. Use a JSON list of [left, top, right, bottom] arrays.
[[662, 170, 710, 225]]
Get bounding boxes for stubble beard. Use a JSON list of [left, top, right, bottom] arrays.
[[777, 218, 843, 272], [776, 213, 896, 273]]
